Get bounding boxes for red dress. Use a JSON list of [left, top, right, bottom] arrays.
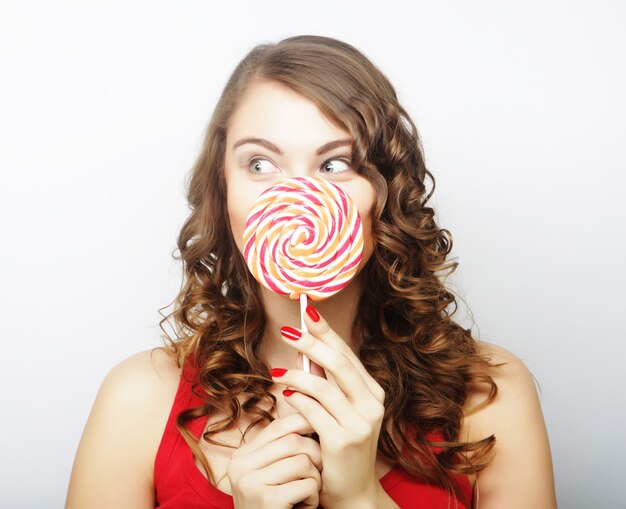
[[154, 358, 474, 508]]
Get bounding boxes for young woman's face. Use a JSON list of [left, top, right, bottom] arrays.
[[224, 79, 376, 281]]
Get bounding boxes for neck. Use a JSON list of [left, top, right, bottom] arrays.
[[257, 273, 364, 375]]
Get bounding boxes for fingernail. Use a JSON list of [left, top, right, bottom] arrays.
[[283, 389, 296, 397], [280, 326, 301, 341], [305, 304, 320, 322], [270, 368, 288, 377]]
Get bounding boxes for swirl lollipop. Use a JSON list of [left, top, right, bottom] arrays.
[[243, 176, 364, 373]]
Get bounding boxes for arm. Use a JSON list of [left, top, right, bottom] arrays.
[[65, 349, 176, 509], [470, 344, 557, 509]]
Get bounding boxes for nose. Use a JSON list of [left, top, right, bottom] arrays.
[[276, 152, 326, 179], [286, 161, 317, 179]]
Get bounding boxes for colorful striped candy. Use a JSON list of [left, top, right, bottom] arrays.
[[243, 176, 364, 300]]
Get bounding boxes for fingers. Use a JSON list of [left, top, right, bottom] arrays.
[[229, 417, 322, 509], [252, 453, 322, 491], [235, 431, 323, 476], [279, 325, 366, 405], [235, 412, 314, 458], [273, 368, 366, 435], [302, 305, 385, 404], [278, 325, 384, 420], [280, 477, 320, 509]]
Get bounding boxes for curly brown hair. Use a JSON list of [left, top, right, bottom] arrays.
[[157, 34, 504, 508]]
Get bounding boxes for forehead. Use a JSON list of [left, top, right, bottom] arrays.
[[226, 80, 350, 149]]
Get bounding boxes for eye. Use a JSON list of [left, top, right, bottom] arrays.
[[247, 157, 279, 174], [320, 158, 352, 174], [246, 156, 352, 175]]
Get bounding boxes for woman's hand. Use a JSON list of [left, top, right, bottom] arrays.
[[228, 412, 323, 509], [270, 305, 387, 509]]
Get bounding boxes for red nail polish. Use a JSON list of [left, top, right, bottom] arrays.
[[306, 304, 320, 322], [283, 389, 296, 397], [270, 368, 288, 377], [280, 326, 301, 341]]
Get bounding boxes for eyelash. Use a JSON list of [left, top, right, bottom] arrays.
[[246, 156, 352, 174]]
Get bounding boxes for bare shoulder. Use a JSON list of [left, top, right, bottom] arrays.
[[65, 347, 182, 509], [461, 342, 523, 419], [476, 340, 521, 364], [461, 341, 557, 509], [463, 342, 534, 409], [99, 347, 183, 460], [94, 347, 182, 429], [103, 346, 181, 388]]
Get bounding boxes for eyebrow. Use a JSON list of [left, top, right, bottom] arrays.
[[232, 137, 352, 156]]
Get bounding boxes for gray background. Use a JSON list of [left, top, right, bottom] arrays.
[[1, 1, 624, 508]]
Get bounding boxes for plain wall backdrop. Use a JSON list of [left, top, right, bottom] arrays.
[[1, 1, 624, 508]]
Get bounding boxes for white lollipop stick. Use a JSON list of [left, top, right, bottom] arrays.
[[300, 293, 310, 374]]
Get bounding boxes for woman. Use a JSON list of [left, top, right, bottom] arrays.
[[66, 35, 557, 509]]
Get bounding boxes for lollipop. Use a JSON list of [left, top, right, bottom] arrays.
[[243, 176, 364, 373]]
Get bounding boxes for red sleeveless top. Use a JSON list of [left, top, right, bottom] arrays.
[[154, 358, 474, 508]]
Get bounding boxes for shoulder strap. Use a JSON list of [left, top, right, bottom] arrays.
[[153, 354, 198, 485]]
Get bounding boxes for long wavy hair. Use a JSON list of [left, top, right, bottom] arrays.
[[157, 34, 503, 507]]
